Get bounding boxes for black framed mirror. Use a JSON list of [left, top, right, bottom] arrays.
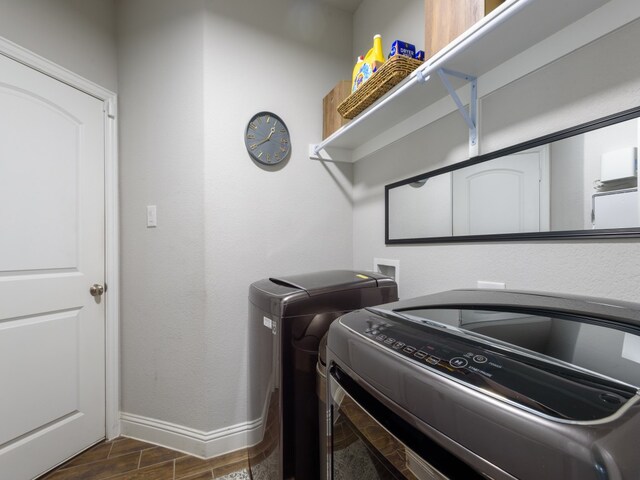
[[386, 106, 640, 244]]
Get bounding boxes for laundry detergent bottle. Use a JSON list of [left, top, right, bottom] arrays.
[[351, 55, 365, 93], [370, 34, 385, 68], [352, 34, 386, 92]]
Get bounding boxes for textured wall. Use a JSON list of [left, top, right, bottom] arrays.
[[117, 0, 353, 435], [0, 0, 117, 91], [117, 0, 210, 429], [550, 135, 584, 231], [353, 12, 640, 303], [203, 0, 354, 431]]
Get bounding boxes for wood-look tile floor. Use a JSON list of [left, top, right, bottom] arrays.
[[39, 437, 249, 480]]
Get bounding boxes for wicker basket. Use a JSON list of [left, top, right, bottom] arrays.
[[337, 55, 424, 120]]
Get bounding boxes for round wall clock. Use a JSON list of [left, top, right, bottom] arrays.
[[244, 111, 291, 165]]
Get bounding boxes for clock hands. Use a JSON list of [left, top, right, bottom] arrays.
[[254, 126, 276, 147]]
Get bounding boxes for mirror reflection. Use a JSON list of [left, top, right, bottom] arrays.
[[387, 110, 640, 243]]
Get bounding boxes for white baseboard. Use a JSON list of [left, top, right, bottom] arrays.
[[119, 412, 263, 459]]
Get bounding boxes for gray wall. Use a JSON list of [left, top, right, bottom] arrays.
[[203, 0, 354, 431], [0, 0, 117, 92], [550, 135, 584, 231], [353, 4, 640, 303], [117, 0, 354, 434], [117, 0, 209, 431]]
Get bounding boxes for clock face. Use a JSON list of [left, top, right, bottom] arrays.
[[244, 112, 291, 165]]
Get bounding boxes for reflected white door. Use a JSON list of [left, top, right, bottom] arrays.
[[453, 147, 549, 236], [0, 53, 105, 479]]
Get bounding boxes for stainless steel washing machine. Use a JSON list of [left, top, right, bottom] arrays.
[[326, 289, 640, 479]]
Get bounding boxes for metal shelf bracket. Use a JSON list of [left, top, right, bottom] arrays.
[[428, 68, 479, 156], [311, 67, 480, 162]]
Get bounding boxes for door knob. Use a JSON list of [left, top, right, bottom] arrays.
[[89, 284, 105, 297]]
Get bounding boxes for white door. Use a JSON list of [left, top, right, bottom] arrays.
[[0, 53, 105, 479], [452, 147, 549, 236]]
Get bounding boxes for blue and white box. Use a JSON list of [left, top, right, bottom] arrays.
[[388, 40, 416, 59]]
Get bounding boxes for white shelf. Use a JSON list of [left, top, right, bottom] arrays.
[[310, 0, 618, 163]]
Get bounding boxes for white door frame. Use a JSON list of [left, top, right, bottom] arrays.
[[0, 36, 120, 439]]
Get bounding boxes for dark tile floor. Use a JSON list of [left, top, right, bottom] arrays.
[[39, 437, 249, 480]]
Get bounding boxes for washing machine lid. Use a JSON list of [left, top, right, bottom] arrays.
[[349, 289, 640, 421], [270, 270, 390, 297], [380, 288, 640, 328]]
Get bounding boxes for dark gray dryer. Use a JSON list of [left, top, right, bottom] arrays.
[[326, 289, 640, 480], [248, 270, 397, 480]]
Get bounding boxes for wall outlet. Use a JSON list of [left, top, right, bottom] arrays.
[[477, 280, 506, 289], [374, 258, 400, 295]]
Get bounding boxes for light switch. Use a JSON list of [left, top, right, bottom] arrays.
[[146, 205, 157, 228]]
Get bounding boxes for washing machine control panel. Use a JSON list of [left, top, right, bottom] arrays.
[[363, 319, 502, 380], [341, 311, 636, 422]]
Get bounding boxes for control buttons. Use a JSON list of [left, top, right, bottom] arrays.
[[384, 338, 395, 345], [376, 334, 387, 341], [449, 357, 468, 369], [426, 356, 440, 366], [393, 341, 405, 350], [473, 355, 488, 364], [414, 350, 427, 359], [366, 322, 388, 335], [403, 346, 416, 354]]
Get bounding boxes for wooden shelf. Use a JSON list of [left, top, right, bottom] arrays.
[[310, 0, 629, 163]]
